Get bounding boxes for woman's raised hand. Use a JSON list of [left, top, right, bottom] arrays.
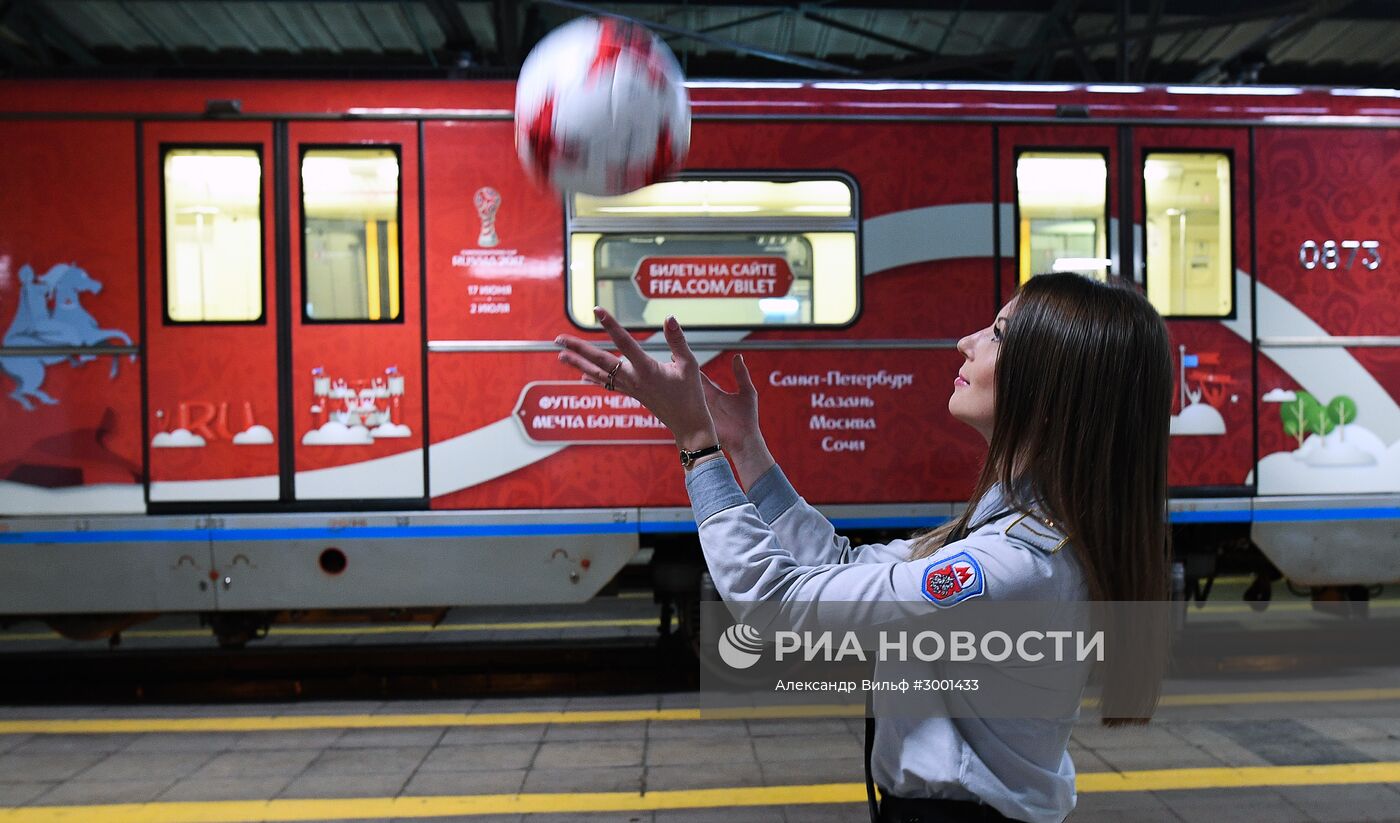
[[702, 355, 776, 488], [554, 308, 719, 451]]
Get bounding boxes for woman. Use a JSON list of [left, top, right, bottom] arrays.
[[555, 272, 1173, 823]]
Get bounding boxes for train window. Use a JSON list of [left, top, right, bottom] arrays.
[[162, 148, 264, 323], [301, 147, 402, 322], [1144, 152, 1233, 317], [567, 178, 859, 329], [1015, 151, 1109, 283]]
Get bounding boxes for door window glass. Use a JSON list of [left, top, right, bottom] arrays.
[[568, 178, 859, 328], [163, 148, 263, 323], [1016, 151, 1109, 283], [1144, 152, 1233, 317], [301, 147, 401, 322]]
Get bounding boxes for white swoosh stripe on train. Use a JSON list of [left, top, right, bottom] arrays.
[[142, 205, 1400, 500], [426, 203, 1005, 497], [1250, 275, 1400, 444]]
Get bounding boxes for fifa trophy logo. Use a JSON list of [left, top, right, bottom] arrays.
[[474, 187, 501, 248]]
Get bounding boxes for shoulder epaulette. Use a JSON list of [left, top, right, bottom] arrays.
[[1002, 510, 1070, 554]]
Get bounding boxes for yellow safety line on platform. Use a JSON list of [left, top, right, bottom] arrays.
[[0, 618, 667, 642], [1159, 686, 1400, 706], [1075, 686, 1400, 710], [6, 686, 1400, 735], [6, 764, 1400, 822], [1190, 600, 1400, 614], [1076, 761, 1400, 792], [0, 705, 862, 735], [0, 786, 860, 822]]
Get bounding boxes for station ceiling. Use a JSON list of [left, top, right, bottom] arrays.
[[2, 0, 1397, 86]]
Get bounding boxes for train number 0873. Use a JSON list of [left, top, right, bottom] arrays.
[[1299, 240, 1381, 271]]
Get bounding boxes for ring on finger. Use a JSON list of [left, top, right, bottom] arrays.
[[605, 360, 623, 391]]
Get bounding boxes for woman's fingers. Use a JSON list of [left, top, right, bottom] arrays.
[[554, 333, 618, 373], [661, 315, 697, 368], [557, 349, 614, 385], [594, 307, 650, 368], [733, 353, 757, 397]]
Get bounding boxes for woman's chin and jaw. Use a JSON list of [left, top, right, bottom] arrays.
[[949, 386, 993, 443]]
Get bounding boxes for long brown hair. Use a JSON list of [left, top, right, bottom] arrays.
[[910, 272, 1173, 724]]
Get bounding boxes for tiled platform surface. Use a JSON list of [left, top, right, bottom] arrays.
[[3, 693, 1400, 822]]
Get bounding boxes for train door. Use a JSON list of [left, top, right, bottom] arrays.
[[144, 121, 424, 505], [999, 124, 1254, 491], [1130, 127, 1253, 491], [143, 122, 281, 503], [287, 122, 424, 501]]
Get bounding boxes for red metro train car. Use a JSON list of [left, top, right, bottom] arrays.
[[1, 79, 1397, 644]]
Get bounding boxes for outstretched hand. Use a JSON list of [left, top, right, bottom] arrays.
[[703, 354, 776, 487], [554, 308, 718, 451], [700, 354, 759, 438]]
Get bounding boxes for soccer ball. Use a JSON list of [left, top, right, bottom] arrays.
[[515, 16, 690, 196]]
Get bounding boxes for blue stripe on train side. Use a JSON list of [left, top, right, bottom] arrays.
[[1252, 506, 1400, 522], [637, 521, 698, 533], [0, 522, 637, 544], [1166, 507, 1400, 523], [1169, 510, 1252, 523], [1, 506, 1396, 544], [601, 516, 952, 534], [829, 516, 949, 530]]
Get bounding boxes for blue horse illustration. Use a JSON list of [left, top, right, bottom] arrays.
[[2, 263, 134, 410]]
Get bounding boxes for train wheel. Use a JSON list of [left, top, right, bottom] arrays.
[[1243, 575, 1272, 612], [677, 596, 701, 659], [670, 572, 715, 661], [1170, 561, 1188, 630]]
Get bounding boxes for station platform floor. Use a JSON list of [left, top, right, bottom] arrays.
[[4, 583, 1400, 820], [2, 690, 1400, 822]]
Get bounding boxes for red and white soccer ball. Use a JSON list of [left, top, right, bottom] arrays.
[[515, 16, 690, 196]]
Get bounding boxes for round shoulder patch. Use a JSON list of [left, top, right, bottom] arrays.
[[920, 550, 986, 607]]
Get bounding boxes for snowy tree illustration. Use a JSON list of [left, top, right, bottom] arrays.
[[1327, 395, 1357, 441], [1307, 395, 1335, 437], [1278, 391, 1360, 449], [1279, 391, 1316, 449]]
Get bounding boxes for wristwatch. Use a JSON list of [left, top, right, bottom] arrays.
[[679, 443, 723, 470]]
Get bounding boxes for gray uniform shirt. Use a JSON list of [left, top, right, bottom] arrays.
[[686, 458, 1087, 823]]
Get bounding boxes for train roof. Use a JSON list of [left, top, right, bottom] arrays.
[[1, 79, 1398, 126]]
